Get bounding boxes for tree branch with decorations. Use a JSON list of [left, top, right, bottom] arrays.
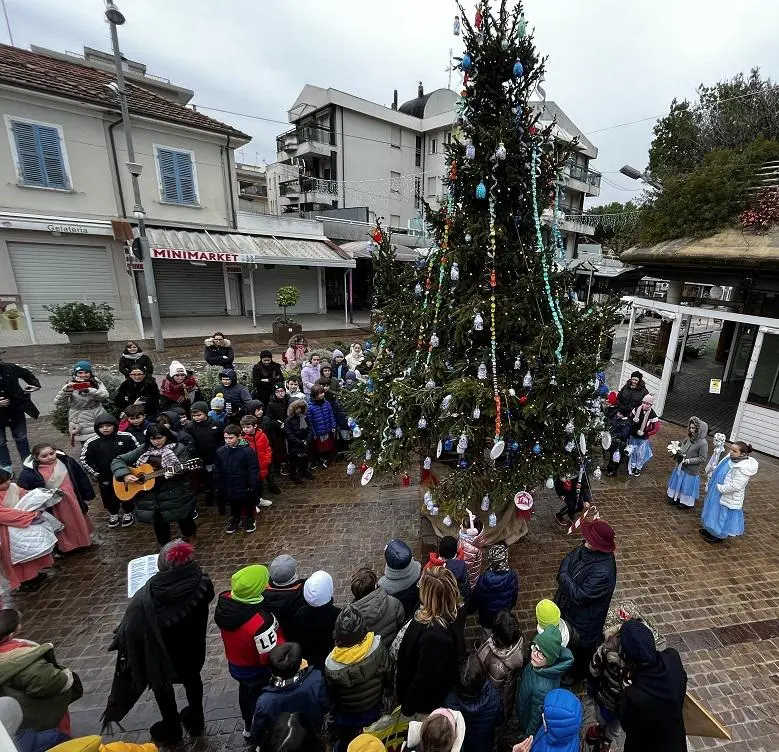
[[343, 0, 618, 526]]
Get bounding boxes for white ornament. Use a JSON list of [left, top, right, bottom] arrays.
[[612, 450, 621, 463], [442, 515, 453, 527], [457, 433, 468, 454], [352, 426, 362, 438], [495, 142, 507, 160], [565, 421, 575, 434], [418, 416, 428, 429], [473, 313, 484, 331], [414, 282, 422, 296], [550, 376, 557, 386], [465, 233, 472, 242], [424, 491, 432, 505], [481, 495, 491, 511], [545, 477, 555, 489], [430, 505, 439, 516], [423, 456, 432, 469], [450, 263, 460, 282], [472, 406, 481, 419], [346, 462, 356, 476], [508, 388, 516, 397], [395, 427, 403, 439], [523, 371, 533, 388], [564, 440, 576, 453], [593, 466, 602, 480], [442, 394, 453, 410], [430, 333, 440, 348], [514, 356, 522, 370], [425, 380, 436, 391], [488, 512, 498, 527], [477, 363, 488, 380], [365, 450, 372, 461]]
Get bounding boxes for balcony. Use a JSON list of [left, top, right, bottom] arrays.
[[541, 207, 596, 237], [563, 162, 602, 197], [300, 176, 339, 199], [279, 179, 300, 197], [278, 177, 339, 211], [276, 125, 337, 161]]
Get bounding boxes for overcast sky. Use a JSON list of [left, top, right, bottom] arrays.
[[5, 0, 779, 205]]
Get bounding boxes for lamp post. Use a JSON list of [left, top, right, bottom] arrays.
[[105, 1, 164, 352], [619, 164, 663, 191]]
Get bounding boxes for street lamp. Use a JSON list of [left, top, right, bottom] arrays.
[[619, 164, 663, 191], [104, 0, 164, 352]]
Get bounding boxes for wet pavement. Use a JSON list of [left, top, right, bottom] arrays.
[[10, 399, 779, 750]]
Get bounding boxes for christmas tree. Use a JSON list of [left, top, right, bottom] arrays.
[[345, 0, 616, 523]]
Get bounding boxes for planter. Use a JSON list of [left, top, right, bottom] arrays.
[[65, 331, 109, 345], [273, 321, 302, 346]]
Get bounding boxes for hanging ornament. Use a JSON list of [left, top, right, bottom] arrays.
[[612, 449, 621, 463], [465, 143, 476, 160], [414, 282, 422, 296], [473, 312, 484, 331], [550, 375, 557, 386], [457, 458, 469, 469], [442, 394, 453, 410], [430, 333, 440, 348], [474, 4, 483, 30], [501, 37, 509, 51], [346, 462, 356, 476], [475, 181, 487, 199], [513, 59, 524, 78], [517, 12, 527, 38], [395, 427, 404, 439], [365, 450, 372, 461], [523, 371, 533, 388], [352, 425, 362, 438], [472, 406, 481, 419], [477, 362, 488, 380], [593, 466, 603, 480], [564, 440, 576, 453], [461, 53, 472, 72], [456, 433, 468, 454], [495, 142, 507, 161], [532, 442, 542, 455], [450, 262, 460, 281], [361, 467, 374, 485], [519, 394, 528, 406], [402, 472, 411, 487], [508, 388, 516, 397], [514, 356, 522, 370], [465, 233, 472, 242], [442, 515, 453, 527], [481, 494, 491, 511], [423, 456, 432, 470], [425, 379, 436, 391], [418, 416, 428, 430], [443, 436, 455, 451], [488, 512, 497, 527], [510, 440, 520, 452], [565, 420, 575, 434], [375, 324, 385, 334], [453, 14, 461, 35], [545, 477, 555, 489], [430, 505, 439, 516], [359, 462, 368, 473]]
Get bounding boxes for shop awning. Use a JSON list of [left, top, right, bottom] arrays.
[[140, 227, 355, 268], [339, 240, 424, 262]]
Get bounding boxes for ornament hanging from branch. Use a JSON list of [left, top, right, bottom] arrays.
[[453, 14, 461, 35]]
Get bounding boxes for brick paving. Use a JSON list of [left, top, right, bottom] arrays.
[[10, 405, 779, 750]]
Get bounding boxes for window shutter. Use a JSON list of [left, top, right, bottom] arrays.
[[174, 151, 196, 204], [157, 148, 179, 202], [13, 122, 45, 186], [157, 148, 196, 204], [37, 125, 68, 188]]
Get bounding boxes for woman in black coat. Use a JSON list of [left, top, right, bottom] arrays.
[[118, 341, 154, 379], [115, 367, 160, 417]]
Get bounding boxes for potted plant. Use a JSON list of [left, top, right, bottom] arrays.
[[44, 302, 115, 344], [273, 285, 302, 344]]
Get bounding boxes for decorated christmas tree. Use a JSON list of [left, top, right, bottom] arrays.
[[345, 0, 616, 523]]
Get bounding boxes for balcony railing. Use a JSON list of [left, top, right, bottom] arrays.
[[279, 179, 300, 197], [240, 184, 268, 198], [565, 162, 602, 189], [300, 176, 339, 196], [276, 125, 335, 153]]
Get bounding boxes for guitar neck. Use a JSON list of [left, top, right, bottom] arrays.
[[143, 464, 185, 479]]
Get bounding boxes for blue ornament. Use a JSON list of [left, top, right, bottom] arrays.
[[364, 341, 373, 350], [532, 442, 542, 455], [375, 324, 385, 334], [598, 384, 609, 397], [444, 437, 455, 452], [476, 181, 487, 199], [366, 378, 375, 393], [513, 59, 524, 77], [458, 459, 469, 469], [348, 418, 356, 429], [596, 370, 606, 383], [461, 53, 472, 71], [510, 441, 520, 452]]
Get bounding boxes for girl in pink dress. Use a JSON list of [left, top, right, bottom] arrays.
[[17, 444, 94, 553]]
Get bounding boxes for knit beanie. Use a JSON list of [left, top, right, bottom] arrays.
[[269, 554, 298, 587], [488, 543, 509, 570], [333, 349, 345, 359], [334, 605, 368, 647], [630, 370, 642, 379], [620, 619, 657, 664], [304, 570, 334, 607], [158, 539, 195, 571], [533, 625, 562, 664], [168, 360, 187, 377], [384, 539, 412, 570], [536, 598, 561, 630], [190, 401, 209, 414], [210, 393, 225, 410], [231, 564, 269, 604], [439, 535, 458, 560], [347, 735, 386, 752], [260, 350, 273, 359], [72, 359, 92, 374]]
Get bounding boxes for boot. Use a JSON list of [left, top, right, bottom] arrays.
[[180, 705, 205, 736], [150, 719, 183, 744]]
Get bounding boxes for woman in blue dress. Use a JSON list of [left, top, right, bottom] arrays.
[[700, 441, 758, 544], [666, 416, 708, 510]]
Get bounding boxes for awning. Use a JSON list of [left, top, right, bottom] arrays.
[[140, 227, 355, 268], [340, 240, 423, 262]]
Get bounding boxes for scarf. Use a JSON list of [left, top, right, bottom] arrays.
[[137, 444, 179, 469], [331, 633, 374, 665], [296, 414, 308, 430], [42, 459, 69, 491], [633, 405, 653, 433], [270, 660, 309, 689], [122, 350, 143, 361]]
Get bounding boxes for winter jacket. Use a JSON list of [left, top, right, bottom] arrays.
[[589, 627, 629, 716], [214, 591, 284, 680], [203, 337, 234, 367], [459, 528, 486, 589], [208, 409, 227, 427], [293, 601, 341, 668], [469, 569, 519, 629], [250, 666, 329, 743], [351, 587, 406, 646], [121, 419, 153, 445], [716, 455, 758, 510], [216, 370, 252, 419], [159, 410, 196, 455], [529, 688, 583, 752], [115, 377, 160, 417], [628, 406, 660, 439], [266, 394, 291, 432], [333, 360, 349, 382], [0, 363, 40, 428], [324, 635, 389, 715], [555, 545, 617, 648], [673, 416, 709, 476], [111, 442, 195, 523], [263, 579, 307, 642], [284, 401, 312, 455], [53, 379, 109, 444], [346, 345, 364, 372], [621, 649, 687, 752], [554, 474, 592, 512], [424, 552, 471, 601], [445, 680, 503, 752], [0, 639, 79, 731], [324, 392, 348, 431], [159, 374, 200, 411], [241, 428, 272, 480], [18, 452, 95, 512], [300, 362, 321, 394], [477, 636, 525, 717], [80, 418, 139, 482], [252, 360, 284, 404], [214, 440, 259, 501], [395, 618, 458, 716], [516, 648, 575, 737], [616, 381, 648, 416], [186, 416, 224, 465], [307, 398, 336, 437], [118, 351, 154, 378]]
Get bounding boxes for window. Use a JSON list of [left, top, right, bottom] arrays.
[[430, 138, 437, 155], [9, 119, 69, 189], [390, 214, 401, 228], [390, 171, 401, 194], [443, 131, 452, 145], [155, 146, 198, 205], [748, 333, 779, 409], [415, 136, 422, 167], [390, 126, 401, 148], [427, 176, 437, 196]]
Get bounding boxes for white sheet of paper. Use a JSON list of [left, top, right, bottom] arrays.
[[127, 554, 159, 598]]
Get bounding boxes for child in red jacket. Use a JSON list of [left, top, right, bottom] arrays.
[[239, 415, 274, 509]]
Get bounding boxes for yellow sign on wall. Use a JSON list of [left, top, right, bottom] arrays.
[[709, 379, 722, 394]]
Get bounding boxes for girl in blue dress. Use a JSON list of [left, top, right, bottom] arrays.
[[666, 416, 708, 510], [700, 441, 758, 544]]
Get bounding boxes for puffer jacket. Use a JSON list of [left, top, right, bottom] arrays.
[[203, 337, 234, 367], [218, 370, 253, 419], [242, 428, 272, 480], [111, 442, 195, 523], [214, 440, 258, 500], [324, 635, 389, 715], [159, 374, 200, 411], [477, 636, 525, 718], [616, 381, 648, 416], [300, 362, 321, 395], [53, 379, 109, 444], [446, 680, 503, 752], [351, 587, 406, 645], [79, 416, 139, 482], [530, 688, 583, 752], [716, 455, 759, 510], [159, 410, 196, 455], [459, 528, 486, 589], [469, 569, 519, 629], [515, 648, 575, 737], [284, 400, 312, 456], [674, 416, 709, 476], [307, 398, 336, 437]]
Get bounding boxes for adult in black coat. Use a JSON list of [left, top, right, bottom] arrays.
[[616, 371, 649, 417], [619, 619, 687, 752], [115, 367, 160, 417], [203, 333, 234, 367], [252, 351, 284, 405], [0, 359, 41, 471], [555, 520, 617, 680], [118, 341, 154, 379]]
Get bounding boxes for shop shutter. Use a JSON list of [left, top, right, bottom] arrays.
[[150, 261, 226, 317], [249, 267, 319, 315], [7, 242, 117, 320]]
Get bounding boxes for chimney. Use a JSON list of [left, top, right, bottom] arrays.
[[418, 81, 424, 97], [392, 89, 398, 110]]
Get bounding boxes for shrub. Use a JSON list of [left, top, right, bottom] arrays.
[[276, 286, 301, 324], [45, 302, 115, 333]]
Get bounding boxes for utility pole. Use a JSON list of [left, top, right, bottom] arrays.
[[105, 1, 164, 352]]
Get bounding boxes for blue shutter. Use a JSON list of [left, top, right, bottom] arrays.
[[157, 148, 197, 204], [174, 151, 196, 204], [157, 148, 179, 202], [12, 122, 67, 188]]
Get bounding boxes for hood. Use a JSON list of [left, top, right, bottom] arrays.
[[288, 334, 308, 348], [540, 688, 583, 747], [731, 455, 759, 476], [486, 635, 525, 669], [353, 586, 390, 623], [287, 398, 308, 417], [245, 399, 263, 414], [688, 416, 708, 441], [407, 709, 465, 752], [205, 337, 231, 347], [219, 369, 237, 385], [22, 449, 68, 470], [325, 633, 382, 672], [161, 410, 184, 431], [214, 591, 264, 630], [534, 646, 575, 679], [93, 414, 119, 431]]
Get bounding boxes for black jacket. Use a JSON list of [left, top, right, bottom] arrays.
[[284, 412, 312, 455], [118, 352, 154, 378], [469, 569, 519, 630], [80, 418, 139, 482], [622, 649, 687, 752], [160, 410, 196, 455], [395, 618, 458, 716], [214, 441, 258, 500], [263, 580, 307, 642], [252, 361, 284, 404], [124, 420, 153, 445], [187, 416, 224, 464], [555, 544, 617, 647], [293, 602, 341, 669], [18, 451, 96, 511], [266, 395, 290, 435], [0, 362, 40, 427], [616, 382, 648, 416], [115, 378, 160, 417], [324, 636, 389, 715], [204, 339, 234, 367]]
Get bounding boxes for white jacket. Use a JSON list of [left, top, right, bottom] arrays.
[[53, 379, 109, 443], [717, 456, 758, 510]]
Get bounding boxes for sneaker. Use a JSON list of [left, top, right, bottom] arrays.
[[257, 498, 273, 508], [107, 514, 121, 529], [554, 513, 568, 528], [121, 513, 135, 527], [320, 459, 329, 469], [225, 518, 240, 534], [633, 468, 642, 477], [667, 497, 680, 506], [245, 518, 257, 534], [242, 728, 252, 740]]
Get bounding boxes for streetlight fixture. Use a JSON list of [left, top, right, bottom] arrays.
[[104, 0, 164, 352], [619, 164, 663, 191]]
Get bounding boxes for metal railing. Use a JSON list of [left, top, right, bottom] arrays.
[[279, 179, 300, 197], [565, 162, 602, 189], [300, 176, 339, 196], [297, 125, 334, 146]]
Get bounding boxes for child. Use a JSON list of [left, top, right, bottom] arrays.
[[119, 404, 153, 444], [80, 415, 139, 528], [554, 463, 592, 527], [346, 343, 364, 371], [667, 416, 709, 510], [157, 411, 196, 456], [469, 544, 518, 631], [604, 409, 631, 477], [627, 394, 660, 477], [459, 511, 486, 590], [535, 598, 573, 648], [319, 362, 340, 393], [187, 401, 224, 509], [424, 535, 470, 601], [284, 335, 310, 367], [286, 377, 305, 401], [209, 393, 227, 427], [251, 349, 284, 406], [265, 384, 290, 476], [159, 361, 200, 416], [284, 399, 313, 485], [332, 349, 348, 382], [301, 354, 322, 395], [293, 571, 341, 669], [308, 385, 336, 469], [246, 401, 282, 494], [318, 378, 350, 457], [219, 369, 253, 421], [476, 609, 525, 719], [215, 424, 259, 534], [405, 709, 466, 752], [239, 416, 274, 508]]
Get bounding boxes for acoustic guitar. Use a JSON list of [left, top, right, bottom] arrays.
[[113, 459, 202, 502]]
